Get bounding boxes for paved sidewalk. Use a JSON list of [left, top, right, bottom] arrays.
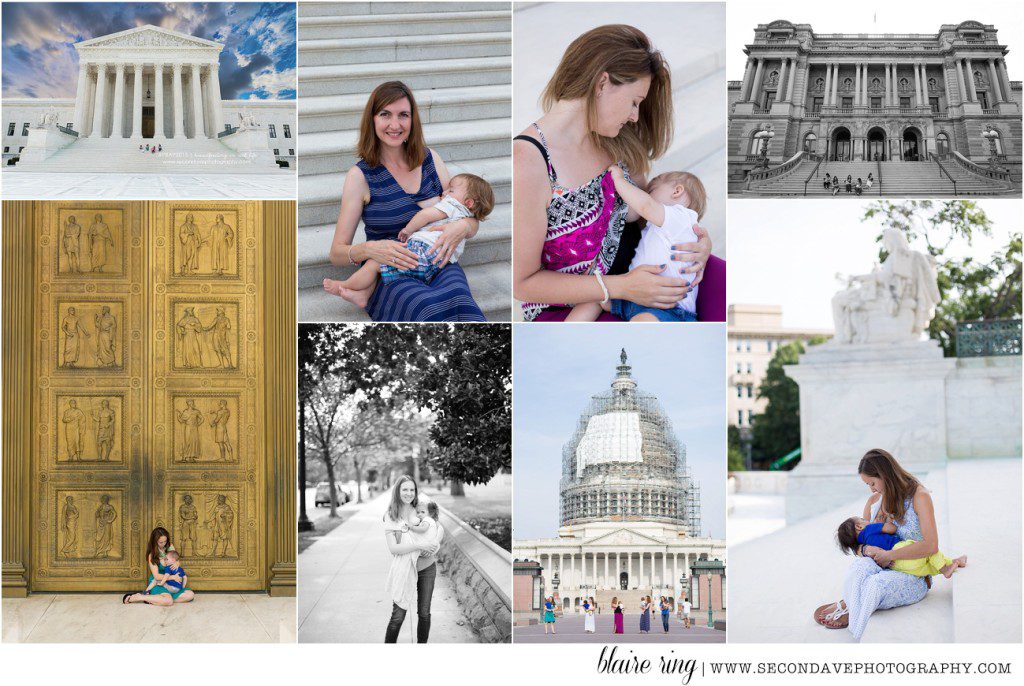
[[298, 492, 478, 643], [2, 593, 295, 643], [514, 614, 724, 643]]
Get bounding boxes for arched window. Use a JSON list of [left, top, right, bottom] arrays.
[[803, 132, 817, 153], [936, 132, 950, 155], [748, 131, 762, 156]]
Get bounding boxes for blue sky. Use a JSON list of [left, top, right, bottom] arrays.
[[1, 2, 295, 99], [513, 325, 727, 541]]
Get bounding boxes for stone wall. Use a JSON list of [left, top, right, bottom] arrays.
[[436, 506, 512, 643], [946, 356, 1022, 458]]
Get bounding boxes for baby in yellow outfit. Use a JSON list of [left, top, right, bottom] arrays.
[[836, 516, 967, 578]]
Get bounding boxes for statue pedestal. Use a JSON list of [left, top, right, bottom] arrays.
[[19, 126, 77, 163], [783, 340, 955, 523], [219, 128, 277, 168]]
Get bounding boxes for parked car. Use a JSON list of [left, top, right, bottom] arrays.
[[314, 482, 350, 507]]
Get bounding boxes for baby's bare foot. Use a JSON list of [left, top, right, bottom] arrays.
[[954, 555, 968, 568], [323, 278, 347, 296], [941, 562, 957, 579]]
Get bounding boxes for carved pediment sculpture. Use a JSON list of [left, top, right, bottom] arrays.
[[82, 26, 218, 50], [830, 229, 940, 344]]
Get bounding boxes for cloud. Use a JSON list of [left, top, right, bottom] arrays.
[[2, 2, 295, 100]]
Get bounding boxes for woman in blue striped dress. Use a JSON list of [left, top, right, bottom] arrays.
[[324, 81, 485, 321]]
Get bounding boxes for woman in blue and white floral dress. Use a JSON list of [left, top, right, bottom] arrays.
[[816, 449, 939, 640]]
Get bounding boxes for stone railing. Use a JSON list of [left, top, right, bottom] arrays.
[[436, 504, 512, 643], [747, 150, 813, 186], [949, 151, 1012, 184], [955, 319, 1022, 358]]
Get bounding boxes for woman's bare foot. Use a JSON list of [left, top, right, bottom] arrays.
[[323, 279, 370, 309]]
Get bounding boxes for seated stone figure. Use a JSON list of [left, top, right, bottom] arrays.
[[831, 228, 940, 344]]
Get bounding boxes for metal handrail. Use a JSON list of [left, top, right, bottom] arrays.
[[803, 154, 824, 196], [875, 158, 882, 196], [928, 152, 957, 195], [56, 124, 78, 137]]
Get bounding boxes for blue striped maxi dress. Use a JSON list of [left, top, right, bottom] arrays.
[[357, 151, 485, 322]]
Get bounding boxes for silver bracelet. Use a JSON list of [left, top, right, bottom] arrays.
[[594, 272, 610, 304]]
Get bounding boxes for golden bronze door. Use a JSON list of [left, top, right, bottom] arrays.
[[3, 201, 296, 595]]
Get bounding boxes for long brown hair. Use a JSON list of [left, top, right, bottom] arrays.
[[541, 24, 672, 177], [357, 81, 426, 169], [858, 448, 920, 524], [386, 474, 418, 523], [146, 527, 171, 566]]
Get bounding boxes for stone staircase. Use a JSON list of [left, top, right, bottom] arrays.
[[297, 1, 512, 322], [745, 158, 1015, 197], [12, 136, 286, 174], [728, 457, 1021, 643]]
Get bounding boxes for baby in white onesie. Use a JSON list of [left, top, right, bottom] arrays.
[[566, 167, 707, 322]]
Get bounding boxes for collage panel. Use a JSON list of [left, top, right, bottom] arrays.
[[725, 198, 1022, 642], [0, 1, 297, 200], [513, 1, 727, 323], [2, 199, 297, 642], [296, 323, 512, 643], [726, 2, 1022, 198], [295, 1, 513, 323], [512, 325, 727, 643]]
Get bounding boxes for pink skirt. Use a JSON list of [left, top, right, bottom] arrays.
[[614, 613, 624, 634]]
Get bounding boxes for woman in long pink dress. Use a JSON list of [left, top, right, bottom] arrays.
[[612, 596, 624, 634]]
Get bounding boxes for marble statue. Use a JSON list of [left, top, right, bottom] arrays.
[[831, 229, 940, 344]]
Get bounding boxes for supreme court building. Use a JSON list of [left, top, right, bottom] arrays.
[[729, 20, 1022, 196], [2, 25, 295, 173], [512, 352, 726, 620]]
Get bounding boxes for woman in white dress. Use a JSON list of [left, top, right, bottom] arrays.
[[583, 596, 596, 633]]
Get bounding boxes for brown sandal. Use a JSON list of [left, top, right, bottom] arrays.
[[814, 601, 849, 629]]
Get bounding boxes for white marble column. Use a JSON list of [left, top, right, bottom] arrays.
[[639, 552, 645, 587], [751, 58, 765, 104], [110, 63, 126, 139], [172, 63, 185, 139], [91, 63, 109, 138], [72, 62, 90, 133], [884, 63, 891, 106], [997, 59, 1012, 104], [154, 63, 165, 139], [988, 59, 1003, 103], [831, 64, 839, 105], [603, 552, 609, 588], [208, 63, 224, 136], [955, 60, 967, 103], [965, 59, 978, 102], [911, 61, 921, 106], [130, 63, 143, 140], [777, 59, 789, 103], [190, 63, 205, 138], [83, 70, 97, 136], [823, 63, 832, 106], [787, 59, 798, 102], [661, 553, 667, 587]]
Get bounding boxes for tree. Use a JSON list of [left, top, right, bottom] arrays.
[[863, 201, 1022, 355], [727, 425, 746, 472], [751, 337, 826, 468]]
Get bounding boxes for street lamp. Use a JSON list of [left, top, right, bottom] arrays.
[[982, 125, 1002, 171], [691, 559, 726, 628], [552, 571, 562, 617], [752, 125, 776, 171]]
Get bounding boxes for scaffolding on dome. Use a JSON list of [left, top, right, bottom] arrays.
[[558, 355, 703, 536]]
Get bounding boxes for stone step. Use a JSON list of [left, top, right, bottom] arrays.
[[299, 117, 510, 176], [750, 160, 1010, 196], [300, 84, 511, 133], [946, 458, 1022, 642], [298, 155, 510, 227], [298, 30, 511, 67], [297, 259, 511, 322], [298, 10, 511, 40], [297, 203, 512, 289], [299, 2, 504, 18], [299, 55, 511, 97], [659, 68, 726, 173]]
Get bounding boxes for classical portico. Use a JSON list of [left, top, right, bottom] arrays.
[[73, 25, 225, 140]]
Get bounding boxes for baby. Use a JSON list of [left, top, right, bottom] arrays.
[[145, 550, 188, 594], [836, 516, 967, 578], [323, 173, 494, 298], [408, 500, 444, 548], [566, 166, 707, 322]]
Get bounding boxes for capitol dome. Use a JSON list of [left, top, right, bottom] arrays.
[[559, 349, 701, 534]]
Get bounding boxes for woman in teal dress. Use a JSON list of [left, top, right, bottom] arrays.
[[123, 527, 195, 606], [543, 596, 556, 634]]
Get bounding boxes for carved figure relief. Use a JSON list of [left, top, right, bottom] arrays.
[[58, 302, 123, 369], [841, 77, 853, 92], [58, 210, 123, 276], [173, 492, 238, 558], [172, 210, 239, 277], [973, 70, 987, 87], [766, 70, 779, 87], [927, 77, 938, 93], [60, 496, 80, 556], [813, 76, 825, 92], [898, 77, 911, 92], [57, 395, 122, 463], [172, 302, 238, 370], [172, 396, 238, 463], [55, 490, 123, 560]]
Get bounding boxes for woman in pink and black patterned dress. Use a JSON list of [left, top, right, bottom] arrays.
[[513, 24, 712, 322]]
